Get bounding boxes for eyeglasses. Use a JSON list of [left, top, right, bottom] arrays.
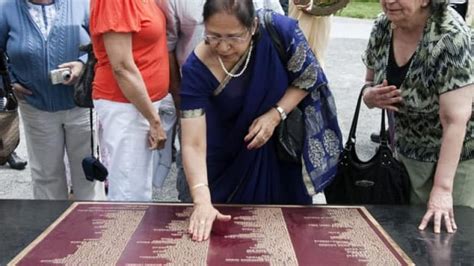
[[203, 30, 251, 46]]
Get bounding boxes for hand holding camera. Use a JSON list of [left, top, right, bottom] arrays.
[[50, 61, 84, 85]]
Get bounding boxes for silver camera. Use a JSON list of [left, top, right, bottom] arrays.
[[50, 68, 71, 85]]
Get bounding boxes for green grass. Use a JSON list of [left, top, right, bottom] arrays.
[[336, 2, 382, 19], [336, 2, 473, 26], [334, 0, 473, 26]]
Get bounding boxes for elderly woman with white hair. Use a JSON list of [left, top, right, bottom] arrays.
[[362, 0, 473, 233]]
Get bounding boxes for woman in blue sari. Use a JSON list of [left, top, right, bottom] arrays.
[[180, 0, 342, 241]]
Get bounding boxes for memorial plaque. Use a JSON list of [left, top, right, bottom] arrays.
[[9, 203, 413, 265]]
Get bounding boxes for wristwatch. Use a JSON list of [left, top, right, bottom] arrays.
[[274, 105, 287, 121]]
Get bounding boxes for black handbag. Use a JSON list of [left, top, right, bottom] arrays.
[[325, 87, 410, 204], [82, 155, 108, 182], [74, 43, 96, 108], [264, 11, 304, 163], [82, 108, 107, 182], [0, 49, 20, 165], [274, 107, 305, 163]]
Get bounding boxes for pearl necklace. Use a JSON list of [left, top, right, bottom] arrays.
[[217, 41, 253, 78]]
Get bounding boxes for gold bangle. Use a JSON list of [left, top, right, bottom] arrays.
[[190, 183, 208, 191], [181, 108, 205, 119]]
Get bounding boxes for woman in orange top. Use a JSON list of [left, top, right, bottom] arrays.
[[90, 0, 175, 201]]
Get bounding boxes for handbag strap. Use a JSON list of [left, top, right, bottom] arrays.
[[347, 88, 364, 144], [263, 11, 288, 64], [347, 86, 389, 147], [89, 108, 94, 157], [379, 109, 389, 146], [88, 108, 100, 158]]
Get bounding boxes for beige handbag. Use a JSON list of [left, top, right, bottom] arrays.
[[0, 108, 20, 164], [0, 49, 20, 164]]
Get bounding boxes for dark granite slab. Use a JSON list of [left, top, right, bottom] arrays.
[[0, 200, 472, 265], [0, 200, 72, 265], [367, 205, 474, 266]]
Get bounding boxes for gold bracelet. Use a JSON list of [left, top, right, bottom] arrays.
[[190, 183, 208, 191]]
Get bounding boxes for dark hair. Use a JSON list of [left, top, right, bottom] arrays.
[[203, 0, 256, 30]]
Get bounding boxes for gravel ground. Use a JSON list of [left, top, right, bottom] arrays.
[[0, 17, 379, 201]]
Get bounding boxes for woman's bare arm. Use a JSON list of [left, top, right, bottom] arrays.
[[419, 84, 473, 233], [103, 32, 166, 149]]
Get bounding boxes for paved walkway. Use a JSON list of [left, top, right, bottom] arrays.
[[0, 17, 378, 201]]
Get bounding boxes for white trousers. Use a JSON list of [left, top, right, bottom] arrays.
[[94, 94, 176, 201], [19, 102, 106, 200]]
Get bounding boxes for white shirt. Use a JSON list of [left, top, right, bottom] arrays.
[[157, 0, 284, 68], [253, 0, 284, 14], [26, 0, 57, 40]]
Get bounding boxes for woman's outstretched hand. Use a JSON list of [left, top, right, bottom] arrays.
[[188, 202, 231, 242], [418, 187, 457, 234], [245, 108, 281, 150], [362, 79, 402, 112]]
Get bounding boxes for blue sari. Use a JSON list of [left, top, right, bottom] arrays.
[[180, 10, 342, 204]]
